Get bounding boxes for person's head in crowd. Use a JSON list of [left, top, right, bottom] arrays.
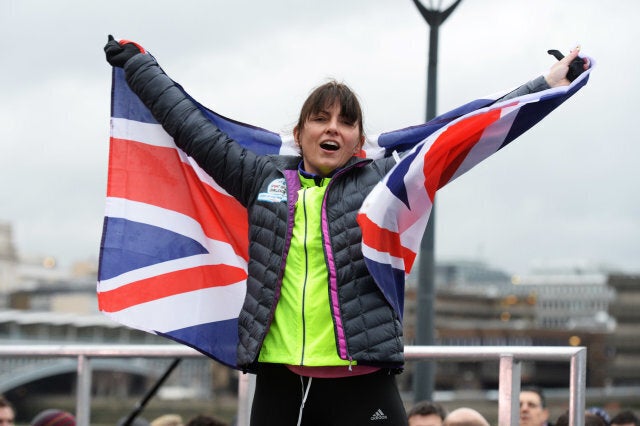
[[442, 407, 489, 426], [30, 409, 75, 426], [117, 416, 151, 426], [588, 407, 611, 426], [611, 410, 640, 426], [0, 396, 15, 426], [555, 410, 606, 426], [520, 386, 550, 426], [186, 414, 227, 426], [407, 400, 448, 426], [151, 414, 184, 426]]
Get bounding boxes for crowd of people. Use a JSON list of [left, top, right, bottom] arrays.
[[2, 387, 639, 425], [406, 387, 640, 426], [0, 396, 229, 426]]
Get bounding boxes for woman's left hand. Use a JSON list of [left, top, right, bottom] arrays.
[[545, 47, 590, 87]]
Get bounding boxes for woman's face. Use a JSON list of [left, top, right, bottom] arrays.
[[294, 102, 364, 177]]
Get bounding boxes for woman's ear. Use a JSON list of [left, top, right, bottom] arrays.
[[293, 126, 300, 146]]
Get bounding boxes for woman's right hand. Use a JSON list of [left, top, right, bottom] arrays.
[[104, 35, 146, 68]]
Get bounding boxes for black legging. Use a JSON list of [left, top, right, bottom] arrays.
[[250, 363, 408, 426]]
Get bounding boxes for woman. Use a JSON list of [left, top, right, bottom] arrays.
[[104, 36, 585, 426]]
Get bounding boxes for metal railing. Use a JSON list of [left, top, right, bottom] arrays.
[[0, 345, 586, 426], [405, 345, 586, 426]]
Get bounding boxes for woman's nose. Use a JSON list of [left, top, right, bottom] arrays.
[[326, 117, 339, 133]]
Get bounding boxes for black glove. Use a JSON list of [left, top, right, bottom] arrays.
[[104, 35, 144, 68], [547, 49, 586, 82]]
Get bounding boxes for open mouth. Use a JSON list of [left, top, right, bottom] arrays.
[[320, 141, 339, 151]]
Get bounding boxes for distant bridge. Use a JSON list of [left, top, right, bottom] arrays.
[[0, 310, 214, 398]]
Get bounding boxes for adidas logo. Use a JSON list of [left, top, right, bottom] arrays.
[[370, 409, 388, 421]]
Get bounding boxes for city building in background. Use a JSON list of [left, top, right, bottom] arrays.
[[0, 222, 19, 295], [403, 258, 621, 390]]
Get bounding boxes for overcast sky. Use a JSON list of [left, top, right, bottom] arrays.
[[0, 0, 637, 276]]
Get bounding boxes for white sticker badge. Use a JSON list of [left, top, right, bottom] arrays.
[[257, 178, 287, 203]]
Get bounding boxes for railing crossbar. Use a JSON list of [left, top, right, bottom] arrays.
[[0, 345, 586, 426]]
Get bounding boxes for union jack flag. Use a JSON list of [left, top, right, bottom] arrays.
[[99, 68, 294, 368], [99, 60, 592, 368], [358, 61, 593, 320]]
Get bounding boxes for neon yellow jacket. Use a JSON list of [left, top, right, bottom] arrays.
[[259, 174, 350, 366]]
